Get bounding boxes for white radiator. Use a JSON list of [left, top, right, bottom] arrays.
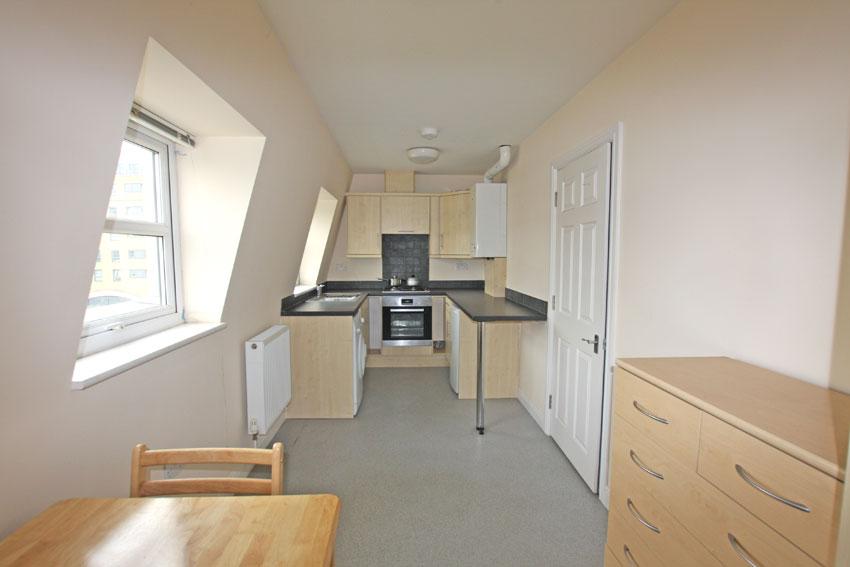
[[245, 325, 291, 436]]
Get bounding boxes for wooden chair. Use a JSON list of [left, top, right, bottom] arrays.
[[130, 442, 284, 497]]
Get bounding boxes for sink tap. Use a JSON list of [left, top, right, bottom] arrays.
[[316, 283, 325, 298]]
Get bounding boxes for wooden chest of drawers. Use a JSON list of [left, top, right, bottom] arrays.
[[604, 357, 850, 567]]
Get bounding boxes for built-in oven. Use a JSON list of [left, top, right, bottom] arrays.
[[382, 295, 433, 347]]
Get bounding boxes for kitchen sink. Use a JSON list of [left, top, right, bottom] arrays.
[[308, 294, 360, 302]]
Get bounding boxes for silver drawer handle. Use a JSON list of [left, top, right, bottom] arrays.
[[734, 464, 811, 513], [728, 533, 762, 567], [626, 498, 661, 534], [629, 450, 664, 480], [623, 544, 639, 566], [632, 400, 670, 424]]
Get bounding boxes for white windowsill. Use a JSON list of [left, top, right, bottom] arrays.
[[72, 322, 226, 390]]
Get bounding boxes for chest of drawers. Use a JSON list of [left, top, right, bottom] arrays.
[[604, 357, 850, 567]]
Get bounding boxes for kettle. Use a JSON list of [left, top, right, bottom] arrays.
[[406, 274, 420, 287]]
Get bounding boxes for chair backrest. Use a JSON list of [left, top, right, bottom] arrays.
[[130, 443, 284, 497]]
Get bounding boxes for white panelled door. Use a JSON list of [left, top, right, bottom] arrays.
[[550, 142, 611, 493]]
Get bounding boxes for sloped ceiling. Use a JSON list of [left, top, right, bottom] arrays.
[[259, 0, 679, 173]]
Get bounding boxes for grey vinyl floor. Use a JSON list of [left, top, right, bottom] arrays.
[[261, 367, 608, 566]]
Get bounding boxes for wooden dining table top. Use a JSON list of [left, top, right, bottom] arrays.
[[0, 494, 340, 566]]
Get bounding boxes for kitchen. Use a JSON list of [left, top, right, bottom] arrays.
[[280, 168, 546, 431]]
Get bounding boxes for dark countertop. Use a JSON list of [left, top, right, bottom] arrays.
[[281, 289, 546, 322], [442, 290, 547, 322], [281, 292, 369, 317]]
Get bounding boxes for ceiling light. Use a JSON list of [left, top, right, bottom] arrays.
[[407, 147, 440, 164], [419, 126, 439, 140]]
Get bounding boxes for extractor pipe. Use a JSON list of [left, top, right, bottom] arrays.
[[483, 145, 511, 182]]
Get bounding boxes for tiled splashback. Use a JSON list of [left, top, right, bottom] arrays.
[[382, 235, 429, 284]]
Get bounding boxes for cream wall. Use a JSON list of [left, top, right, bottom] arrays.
[[0, 0, 350, 536], [327, 173, 487, 281], [830, 170, 850, 392], [506, 0, 850, 416]]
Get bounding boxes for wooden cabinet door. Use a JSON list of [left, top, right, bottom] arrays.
[[429, 195, 440, 254], [439, 192, 472, 256], [380, 195, 429, 234], [347, 195, 381, 256]]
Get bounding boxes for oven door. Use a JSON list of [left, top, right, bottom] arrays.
[[382, 306, 433, 347]]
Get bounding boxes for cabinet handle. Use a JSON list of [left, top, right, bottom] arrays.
[[629, 450, 664, 480], [622, 545, 639, 566], [632, 400, 670, 425], [727, 533, 762, 567], [626, 498, 660, 534], [399, 229, 414, 233], [734, 464, 811, 513]]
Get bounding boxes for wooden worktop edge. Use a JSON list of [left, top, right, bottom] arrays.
[[616, 359, 845, 482]]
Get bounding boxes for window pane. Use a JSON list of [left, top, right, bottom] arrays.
[[85, 233, 167, 326], [107, 140, 161, 223]]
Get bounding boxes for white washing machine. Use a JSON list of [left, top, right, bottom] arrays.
[[353, 314, 367, 415]]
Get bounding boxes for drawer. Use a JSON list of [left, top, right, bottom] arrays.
[[698, 413, 841, 565], [603, 546, 622, 567], [611, 413, 682, 503], [677, 474, 821, 567], [606, 509, 664, 567], [614, 411, 821, 566], [613, 368, 701, 469], [610, 455, 721, 567]]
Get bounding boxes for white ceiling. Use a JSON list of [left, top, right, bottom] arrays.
[[259, 0, 679, 174]]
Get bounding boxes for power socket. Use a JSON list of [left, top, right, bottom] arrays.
[[164, 464, 182, 479]]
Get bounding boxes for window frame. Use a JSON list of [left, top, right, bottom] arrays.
[[79, 122, 184, 356]]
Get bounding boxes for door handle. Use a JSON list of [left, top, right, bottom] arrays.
[[581, 334, 600, 354]]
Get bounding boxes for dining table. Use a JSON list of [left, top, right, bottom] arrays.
[[0, 494, 340, 566]]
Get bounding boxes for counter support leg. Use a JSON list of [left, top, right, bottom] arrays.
[[476, 322, 484, 435]]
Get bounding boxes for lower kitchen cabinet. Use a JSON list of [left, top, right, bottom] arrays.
[[368, 296, 382, 350], [283, 307, 366, 418], [448, 299, 520, 399]]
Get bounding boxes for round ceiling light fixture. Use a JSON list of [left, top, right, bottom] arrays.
[[419, 126, 439, 140], [407, 147, 440, 164]]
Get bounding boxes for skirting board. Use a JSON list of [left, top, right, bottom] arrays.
[[517, 388, 546, 433], [367, 354, 449, 368]]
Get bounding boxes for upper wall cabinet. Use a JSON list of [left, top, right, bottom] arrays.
[[438, 192, 473, 256], [434, 184, 507, 258], [347, 195, 381, 257], [429, 195, 441, 255], [381, 195, 430, 235]]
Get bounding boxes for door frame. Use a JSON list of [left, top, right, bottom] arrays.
[[545, 122, 623, 508]]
